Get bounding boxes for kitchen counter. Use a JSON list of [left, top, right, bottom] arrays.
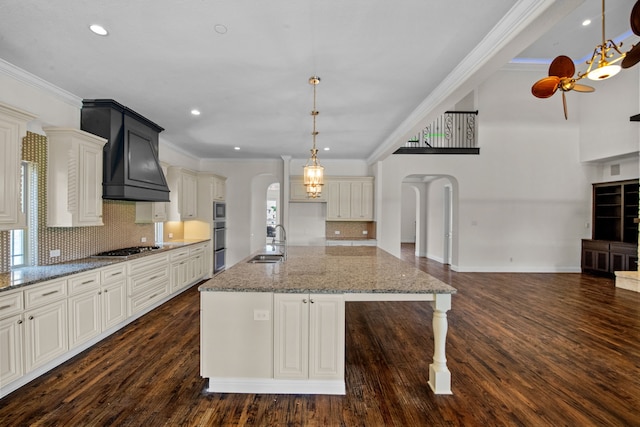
[[0, 239, 209, 291], [199, 245, 456, 395], [199, 245, 456, 295]]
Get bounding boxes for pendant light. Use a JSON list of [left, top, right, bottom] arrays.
[[303, 76, 324, 198]]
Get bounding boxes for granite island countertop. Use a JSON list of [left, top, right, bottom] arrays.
[[199, 246, 456, 295], [0, 239, 210, 292]]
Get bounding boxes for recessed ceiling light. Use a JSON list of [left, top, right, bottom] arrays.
[[234, 146, 240, 150], [582, 19, 591, 26], [323, 147, 330, 151], [191, 109, 201, 116], [89, 24, 108, 36], [214, 24, 228, 34]]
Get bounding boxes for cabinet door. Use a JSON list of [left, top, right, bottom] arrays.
[[68, 291, 101, 348], [102, 280, 127, 330], [274, 294, 309, 379], [350, 181, 374, 220], [181, 172, 198, 219], [308, 294, 345, 380], [0, 314, 24, 385], [327, 182, 351, 220], [77, 141, 103, 225], [171, 259, 190, 291], [24, 300, 68, 372], [213, 176, 226, 201]]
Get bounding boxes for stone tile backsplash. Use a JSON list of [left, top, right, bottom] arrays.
[[0, 132, 155, 273], [325, 221, 376, 240]]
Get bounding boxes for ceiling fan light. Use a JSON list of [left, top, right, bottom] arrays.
[[587, 64, 621, 80]]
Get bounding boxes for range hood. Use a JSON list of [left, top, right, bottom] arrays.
[[81, 99, 170, 202], [631, 114, 640, 122]]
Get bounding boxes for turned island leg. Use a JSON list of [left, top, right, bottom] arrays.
[[429, 293, 452, 394]]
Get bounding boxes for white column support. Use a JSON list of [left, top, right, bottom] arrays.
[[428, 293, 452, 394]]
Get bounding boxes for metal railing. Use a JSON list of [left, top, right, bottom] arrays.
[[396, 111, 478, 153]]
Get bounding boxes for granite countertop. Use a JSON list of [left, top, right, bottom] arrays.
[[0, 239, 209, 292], [199, 246, 456, 295]]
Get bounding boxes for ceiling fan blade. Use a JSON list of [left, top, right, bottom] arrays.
[[562, 91, 568, 120], [631, 0, 640, 36], [572, 84, 595, 93], [531, 76, 560, 98], [622, 43, 640, 69], [549, 55, 575, 78]]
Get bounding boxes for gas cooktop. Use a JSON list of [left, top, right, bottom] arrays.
[[91, 246, 161, 259]]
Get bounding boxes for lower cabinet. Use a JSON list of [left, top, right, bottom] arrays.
[[582, 239, 638, 275], [24, 299, 68, 372], [273, 293, 345, 380], [0, 312, 24, 385], [128, 254, 170, 316]]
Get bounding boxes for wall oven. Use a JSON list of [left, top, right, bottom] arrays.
[[213, 219, 226, 273], [213, 202, 226, 221]]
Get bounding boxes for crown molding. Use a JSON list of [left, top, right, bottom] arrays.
[[0, 58, 82, 108]]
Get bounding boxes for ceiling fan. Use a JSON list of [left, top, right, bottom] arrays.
[[531, 0, 640, 120], [531, 55, 594, 120], [622, 0, 640, 69]]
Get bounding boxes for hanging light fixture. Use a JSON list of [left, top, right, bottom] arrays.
[[579, 0, 626, 81], [303, 76, 324, 198]]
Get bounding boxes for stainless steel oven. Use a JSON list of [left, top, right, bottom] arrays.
[[213, 220, 226, 273]]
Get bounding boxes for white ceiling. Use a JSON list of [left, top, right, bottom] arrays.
[[0, 0, 637, 163]]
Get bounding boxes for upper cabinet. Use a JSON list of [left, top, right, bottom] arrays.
[[0, 102, 37, 231], [197, 173, 226, 221], [167, 167, 198, 221], [290, 176, 327, 202], [326, 177, 374, 221], [44, 128, 106, 227]]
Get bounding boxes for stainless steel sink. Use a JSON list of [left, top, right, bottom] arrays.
[[247, 254, 285, 263]]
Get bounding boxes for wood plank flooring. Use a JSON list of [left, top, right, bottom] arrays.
[[1, 244, 639, 426]]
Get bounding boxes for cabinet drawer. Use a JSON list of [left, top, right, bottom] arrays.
[[128, 253, 169, 276], [128, 266, 169, 295], [128, 281, 169, 316], [0, 290, 24, 318], [24, 279, 67, 309], [68, 271, 100, 295], [170, 248, 190, 261], [100, 264, 127, 284]]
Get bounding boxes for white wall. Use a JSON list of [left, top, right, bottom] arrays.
[[400, 184, 416, 243], [425, 178, 447, 263]]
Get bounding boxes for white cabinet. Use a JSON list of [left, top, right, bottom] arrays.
[[128, 253, 170, 316], [290, 176, 327, 202], [326, 177, 374, 221], [23, 279, 68, 373], [100, 265, 127, 330], [189, 244, 206, 283], [0, 102, 36, 231], [0, 290, 25, 386], [197, 173, 226, 221], [170, 248, 191, 292], [273, 293, 345, 380], [167, 167, 198, 221], [44, 127, 106, 227]]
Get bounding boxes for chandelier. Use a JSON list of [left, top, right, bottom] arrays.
[[303, 76, 324, 198]]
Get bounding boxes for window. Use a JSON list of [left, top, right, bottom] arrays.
[[10, 161, 36, 268], [155, 222, 164, 244]]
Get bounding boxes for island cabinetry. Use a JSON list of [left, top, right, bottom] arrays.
[[0, 289, 25, 386], [44, 127, 106, 227], [273, 293, 345, 381], [0, 102, 36, 231], [23, 279, 69, 372], [128, 253, 170, 316], [326, 177, 374, 221], [167, 167, 198, 221]]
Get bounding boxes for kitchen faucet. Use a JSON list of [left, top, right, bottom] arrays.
[[272, 224, 287, 247]]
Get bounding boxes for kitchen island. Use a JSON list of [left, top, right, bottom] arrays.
[[199, 246, 457, 395]]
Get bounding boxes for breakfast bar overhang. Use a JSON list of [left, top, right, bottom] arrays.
[[199, 246, 457, 395]]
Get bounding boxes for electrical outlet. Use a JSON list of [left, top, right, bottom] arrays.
[[334, 230, 340, 235], [254, 310, 270, 321], [362, 230, 368, 235], [168, 233, 173, 239], [50, 249, 61, 257], [141, 237, 147, 243]]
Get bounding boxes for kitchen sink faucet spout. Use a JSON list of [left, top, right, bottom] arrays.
[[272, 224, 287, 246]]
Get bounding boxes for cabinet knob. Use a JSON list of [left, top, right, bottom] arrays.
[[98, 291, 102, 295], [302, 299, 308, 304], [28, 316, 34, 320], [310, 299, 315, 304], [17, 319, 23, 325]]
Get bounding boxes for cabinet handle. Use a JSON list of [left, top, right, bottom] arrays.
[[17, 319, 23, 325], [81, 280, 94, 285], [29, 316, 34, 320], [148, 293, 158, 300], [0, 304, 11, 311], [310, 299, 315, 304], [303, 299, 308, 304], [42, 290, 58, 297], [149, 275, 159, 281], [111, 272, 122, 276], [104, 289, 108, 293]]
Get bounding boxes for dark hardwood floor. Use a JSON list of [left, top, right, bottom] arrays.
[[1, 244, 639, 426]]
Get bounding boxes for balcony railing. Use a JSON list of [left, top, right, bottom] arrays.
[[394, 111, 479, 154]]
